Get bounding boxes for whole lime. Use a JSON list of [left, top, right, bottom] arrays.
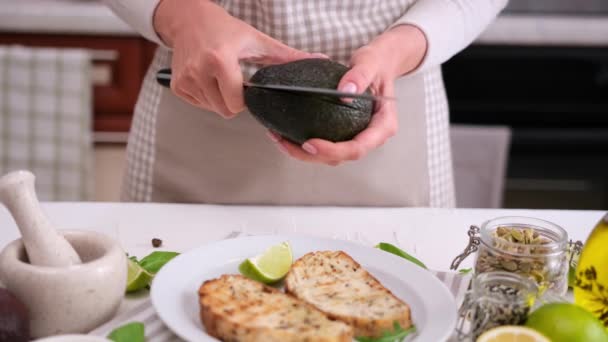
[[525, 303, 608, 342]]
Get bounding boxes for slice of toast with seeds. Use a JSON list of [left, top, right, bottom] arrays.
[[284, 251, 412, 338], [199, 274, 352, 342]]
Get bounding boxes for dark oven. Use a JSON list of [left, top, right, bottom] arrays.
[[442, 44, 608, 209]]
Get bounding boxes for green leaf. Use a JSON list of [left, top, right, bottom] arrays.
[[355, 322, 416, 342], [138, 251, 180, 274], [458, 268, 473, 274], [107, 322, 144, 342], [375, 243, 427, 269]]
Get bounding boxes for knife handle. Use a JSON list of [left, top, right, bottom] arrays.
[[156, 68, 172, 88], [156, 68, 250, 90]]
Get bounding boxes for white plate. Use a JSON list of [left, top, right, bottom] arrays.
[[151, 235, 457, 341]]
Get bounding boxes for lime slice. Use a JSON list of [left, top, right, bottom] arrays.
[[126, 258, 154, 293], [477, 326, 550, 342], [239, 242, 293, 284]]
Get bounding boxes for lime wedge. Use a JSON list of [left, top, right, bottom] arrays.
[[126, 258, 154, 293], [239, 242, 293, 284]]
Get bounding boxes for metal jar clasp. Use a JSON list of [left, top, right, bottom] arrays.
[[450, 225, 481, 271]]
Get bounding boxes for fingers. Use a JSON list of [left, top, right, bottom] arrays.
[[201, 77, 235, 118], [267, 131, 337, 165], [338, 47, 380, 97], [266, 82, 398, 166], [266, 104, 397, 166], [170, 25, 329, 118], [215, 60, 246, 114], [170, 51, 243, 118], [246, 33, 326, 65], [306, 104, 397, 163], [171, 69, 210, 108]]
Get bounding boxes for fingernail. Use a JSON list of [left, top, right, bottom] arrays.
[[266, 131, 280, 143], [312, 52, 329, 59], [302, 143, 317, 155], [277, 143, 290, 156], [340, 82, 357, 94]]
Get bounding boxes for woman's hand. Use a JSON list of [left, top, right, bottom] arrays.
[[268, 24, 428, 165], [154, 0, 320, 118]]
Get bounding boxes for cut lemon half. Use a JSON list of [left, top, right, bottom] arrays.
[[239, 242, 293, 284], [126, 258, 154, 293], [477, 326, 551, 342]]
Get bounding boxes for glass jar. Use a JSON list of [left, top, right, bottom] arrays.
[[451, 216, 569, 296], [456, 271, 538, 340]]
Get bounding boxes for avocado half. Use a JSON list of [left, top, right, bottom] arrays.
[[244, 59, 373, 145]]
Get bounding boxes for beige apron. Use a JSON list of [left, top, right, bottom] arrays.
[[150, 71, 430, 207]]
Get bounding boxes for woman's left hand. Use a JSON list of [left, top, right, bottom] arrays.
[[268, 24, 428, 166]]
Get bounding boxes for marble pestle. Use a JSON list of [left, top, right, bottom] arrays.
[[0, 170, 81, 267]]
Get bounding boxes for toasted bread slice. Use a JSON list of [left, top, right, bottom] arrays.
[[198, 274, 352, 342], [284, 251, 412, 337]]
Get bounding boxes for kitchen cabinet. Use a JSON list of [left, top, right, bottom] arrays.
[[0, 33, 156, 133]]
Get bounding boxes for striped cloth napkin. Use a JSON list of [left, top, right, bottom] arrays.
[[0, 45, 93, 200], [90, 231, 471, 341]]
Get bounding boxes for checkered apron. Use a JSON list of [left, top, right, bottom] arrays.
[[122, 0, 455, 207]]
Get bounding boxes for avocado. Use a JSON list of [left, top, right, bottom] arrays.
[[244, 59, 373, 144]]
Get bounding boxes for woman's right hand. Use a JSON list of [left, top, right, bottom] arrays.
[[153, 0, 320, 118]]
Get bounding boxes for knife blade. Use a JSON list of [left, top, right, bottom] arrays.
[[155, 68, 395, 102]]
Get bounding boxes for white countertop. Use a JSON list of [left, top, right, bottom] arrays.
[[1, 0, 608, 46], [0, 203, 603, 341], [0, 203, 604, 271]]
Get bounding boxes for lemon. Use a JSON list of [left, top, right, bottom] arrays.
[[126, 258, 154, 293], [476, 326, 550, 342], [239, 242, 293, 284], [525, 303, 608, 342]]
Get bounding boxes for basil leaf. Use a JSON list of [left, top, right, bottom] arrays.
[[138, 251, 180, 274], [459, 268, 473, 274], [355, 322, 416, 342], [375, 243, 427, 269], [107, 322, 144, 342]]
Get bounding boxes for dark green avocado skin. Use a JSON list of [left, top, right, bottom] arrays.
[[244, 58, 373, 145]]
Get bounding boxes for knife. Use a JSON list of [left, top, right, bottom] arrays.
[[155, 68, 395, 102]]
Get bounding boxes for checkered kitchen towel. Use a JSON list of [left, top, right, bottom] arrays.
[[0, 45, 93, 200]]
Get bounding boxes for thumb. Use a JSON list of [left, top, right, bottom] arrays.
[[253, 34, 326, 65], [338, 53, 379, 95]]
